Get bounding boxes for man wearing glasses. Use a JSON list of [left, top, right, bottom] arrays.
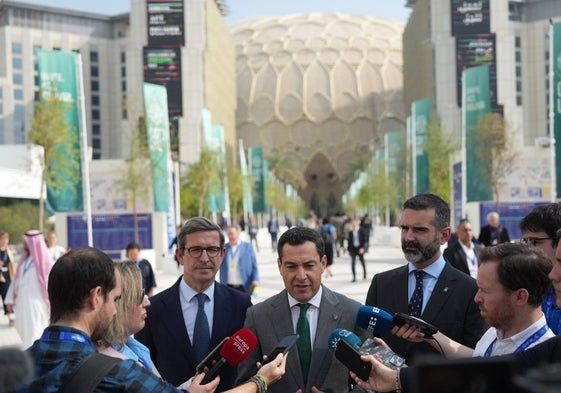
[[136, 217, 253, 390], [519, 203, 561, 334]]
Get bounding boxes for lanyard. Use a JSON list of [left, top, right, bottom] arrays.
[[483, 324, 549, 357]]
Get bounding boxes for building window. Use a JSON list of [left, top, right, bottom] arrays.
[[12, 42, 22, 54], [14, 89, 23, 100], [121, 66, 126, 77], [91, 80, 99, 91], [515, 66, 521, 78], [515, 36, 521, 48], [92, 109, 100, 120], [92, 124, 101, 135], [0, 88, 3, 98], [12, 58, 23, 70], [14, 105, 25, 117], [91, 66, 99, 77], [516, 96, 522, 106], [92, 95, 100, 106], [14, 119, 24, 132], [0, 104, 3, 115], [92, 138, 101, 149], [121, 81, 126, 92], [121, 51, 126, 63], [90, 51, 98, 62], [13, 74, 23, 85]]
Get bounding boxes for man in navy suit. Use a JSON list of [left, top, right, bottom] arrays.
[[135, 217, 252, 390], [365, 193, 486, 364]]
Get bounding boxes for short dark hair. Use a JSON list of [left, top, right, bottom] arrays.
[[177, 217, 225, 249], [520, 203, 561, 247], [48, 247, 116, 323], [479, 243, 552, 306], [125, 242, 141, 252], [277, 227, 324, 259], [403, 193, 450, 230]]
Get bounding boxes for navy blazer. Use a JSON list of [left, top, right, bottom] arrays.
[[443, 241, 482, 276], [135, 277, 252, 389], [220, 241, 259, 292], [365, 262, 486, 364]]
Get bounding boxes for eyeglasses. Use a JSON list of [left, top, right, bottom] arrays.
[[183, 246, 222, 258], [520, 237, 555, 247]]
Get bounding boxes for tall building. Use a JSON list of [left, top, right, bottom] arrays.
[[0, 0, 236, 167], [404, 0, 561, 207]]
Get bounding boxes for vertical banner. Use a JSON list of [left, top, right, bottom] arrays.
[[143, 83, 173, 212], [463, 65, 492, 202], [452, 161, 463, 228], [250, 147, 266, 213], [553, 22, 561, 198], [412, 98, 431, 194], [239, 140, 253, 215], [202, 109, 226, 213], [37, 50, 83, 212], [385, 131, 405, 203]]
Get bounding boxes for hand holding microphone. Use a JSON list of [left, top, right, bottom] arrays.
[[356, 305, 438, 339], [201, 327, 258, 384]]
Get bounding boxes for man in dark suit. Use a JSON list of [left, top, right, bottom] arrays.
[[365, 193, 486, 364], [236, 227, 364, 393], [348, 217, 368, 282], [478, 211, 510, 246], [135, 217, 252, 390], [443, 219, 482, 278]]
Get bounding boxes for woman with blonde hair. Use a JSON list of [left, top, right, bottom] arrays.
[[97, 261, 287, 392]]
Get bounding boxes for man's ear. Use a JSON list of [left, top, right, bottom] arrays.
[[88, 286, 103, 310]]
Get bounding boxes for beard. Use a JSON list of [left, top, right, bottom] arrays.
[[402, 238, 441, 264]]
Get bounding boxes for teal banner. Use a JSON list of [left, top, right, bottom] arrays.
[[553, 22, 561, 198], [412, 98, 430, 194], [250, 147, 266, 213], [37, 50, 83, 212], [239, 142, 253, 215], [202, 110, 226, 213], [143, 83, 172, 212], [464, 65, 492, 202]]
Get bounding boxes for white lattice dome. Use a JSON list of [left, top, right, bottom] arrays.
[[233, 13, 405, 214]]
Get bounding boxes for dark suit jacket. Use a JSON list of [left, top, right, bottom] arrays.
[[478, 224, 510, 246], [443, 242, 483, 276], [135, 277, 252, 389], [236, 285, 365, 393], [365, 262, 486, 364], [347, 228, 367, 255]]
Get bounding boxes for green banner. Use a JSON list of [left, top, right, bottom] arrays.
[[143, 83, 172, 212], [37, 50, 83, 212], [239, 143, 253, 215], [250, 147, 266, 213], [412, 98, 430, 194], [553, 22, 561, 197], [464, 65, 492, 202]]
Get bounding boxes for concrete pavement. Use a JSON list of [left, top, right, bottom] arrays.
[[0, 235, 405, 349]]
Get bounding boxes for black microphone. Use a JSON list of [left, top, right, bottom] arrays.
[[201, 328, 257, 384], [327, 328, 371, 381], [0, 347, 33, 393], [356, 305, 438, 338]]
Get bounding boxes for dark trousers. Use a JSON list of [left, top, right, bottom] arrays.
[[350, 252, 366, 280]]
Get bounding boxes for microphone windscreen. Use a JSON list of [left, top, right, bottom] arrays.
[[0, 347, 33, 392], [327, 328, 362, 352], [356, 305, 394, 334], [219, 327, 258, 366]]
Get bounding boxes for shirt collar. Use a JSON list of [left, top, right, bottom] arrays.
[[287, 285, 323, 309], [180, 279, 215, 302], [408, 254, 446, 278]]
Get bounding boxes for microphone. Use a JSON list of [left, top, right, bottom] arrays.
[[327, 328, 371, 381], [201, 327, 258, 385], [356, 305, 438, 338], [328, 328, 405, 371], [0, 347, 33, 392]]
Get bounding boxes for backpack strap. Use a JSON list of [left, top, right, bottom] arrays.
[[60, 352, 120, 393]]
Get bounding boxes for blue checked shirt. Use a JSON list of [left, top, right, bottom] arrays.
[[15, 326, 187, 393]]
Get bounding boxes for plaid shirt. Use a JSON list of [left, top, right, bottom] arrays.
[[15, 326, 186, 393]]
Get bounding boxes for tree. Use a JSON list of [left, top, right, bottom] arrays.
[[180, 147, 222, 218], [266, 152, 305, 189], [28, 87, 79, 232], [425, 118, 458, 200], [114, 116, 151, 243], [474, 113, 519, 206]]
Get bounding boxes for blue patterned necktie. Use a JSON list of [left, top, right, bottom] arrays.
[[408, 270, 426, 317], [193, 293, 210, 363], [296, 303, 312, 383]]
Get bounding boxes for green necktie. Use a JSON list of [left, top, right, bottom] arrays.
[[296, 303, 312, 383]]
